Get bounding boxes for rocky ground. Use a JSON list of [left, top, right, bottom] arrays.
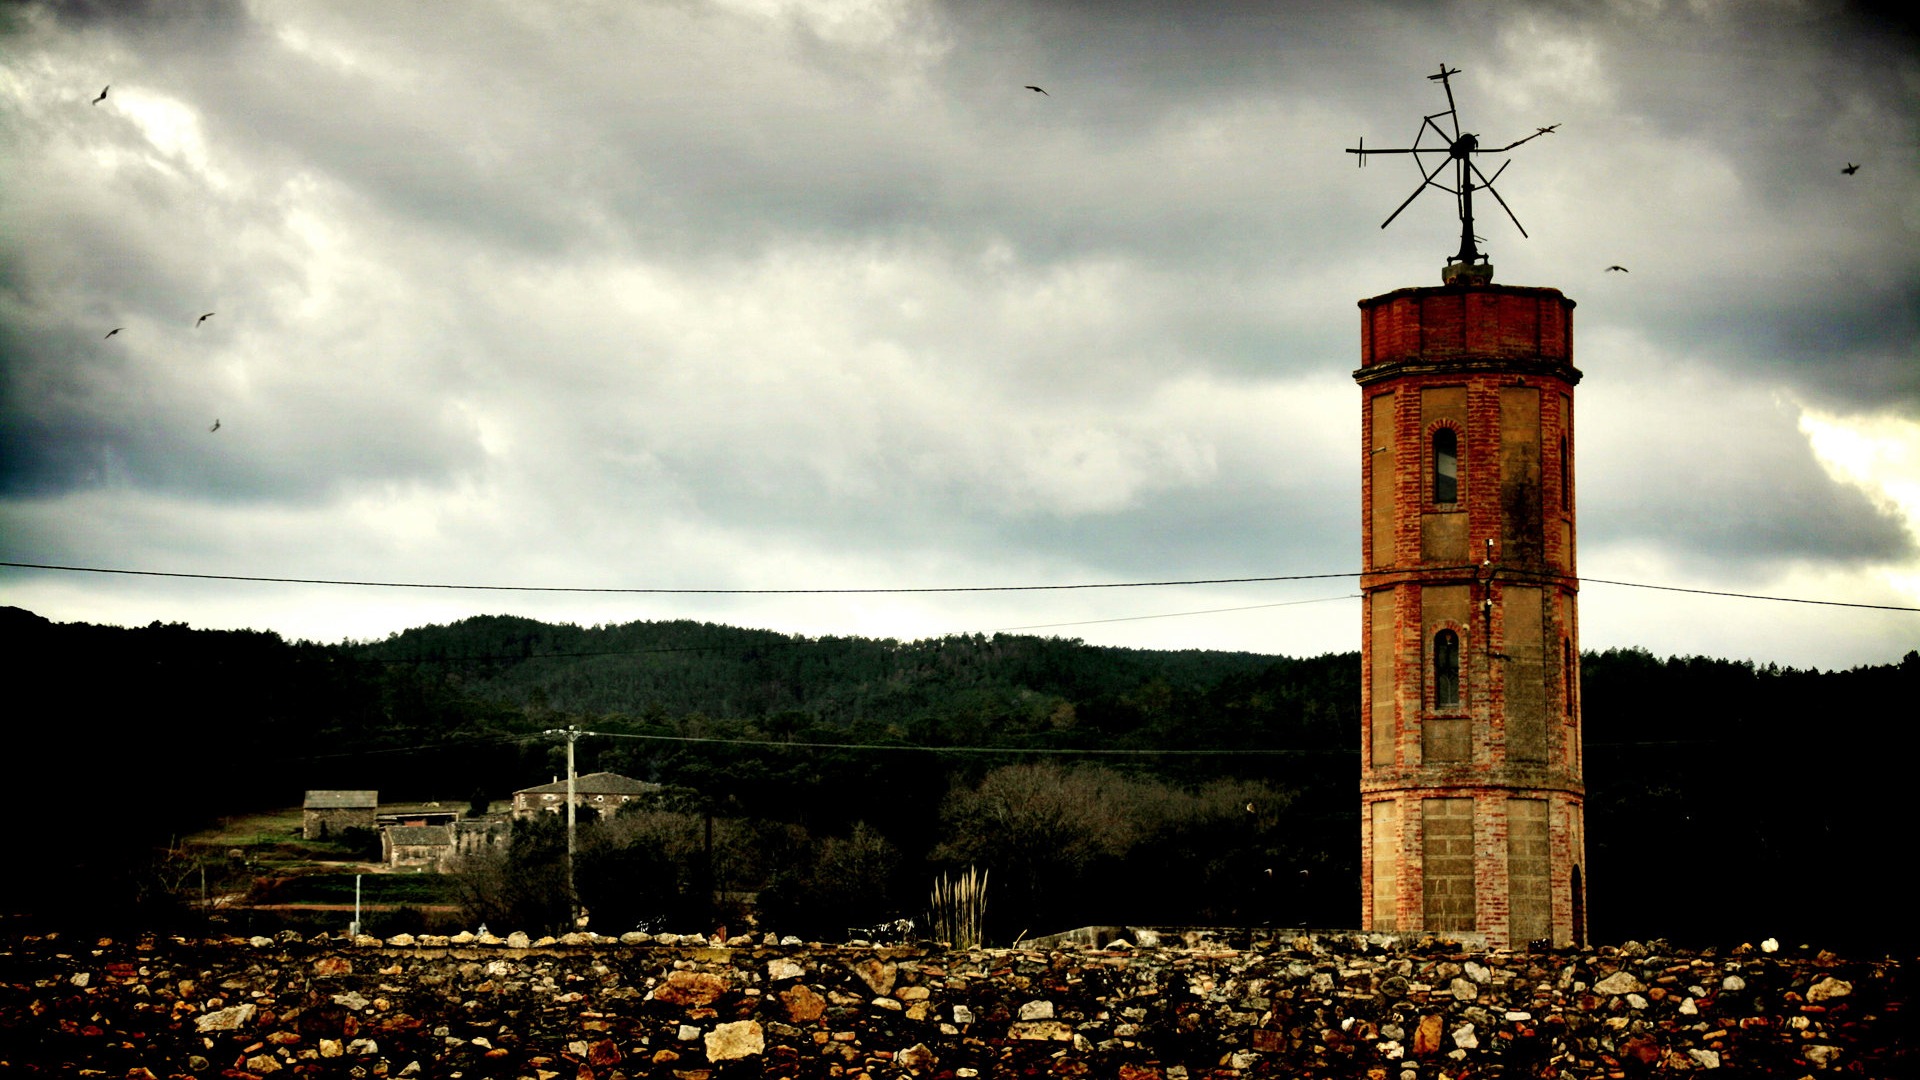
[[0, 928, 1907, 1078]]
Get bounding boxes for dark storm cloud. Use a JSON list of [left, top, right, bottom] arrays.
[[1, 0, 1914, 665]]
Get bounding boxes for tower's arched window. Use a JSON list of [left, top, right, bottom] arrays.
[[1434, 427, 1459, 504], [1434, 629, 1461, 708]]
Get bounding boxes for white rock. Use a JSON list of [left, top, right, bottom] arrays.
[[677, 1023, 701, 1042], [194, 1004, 257, 1032], [1593, 971, 1645, 995], [1679, 997, 1698, 1016], [1451, 1023, 1478, 1049], [1688, 1048, 1721, 1069], [1807, 976, 1852, 1002], [1805, 1044, 1841, 1067], [1760, 937, 1779, 953], [766, 959, 805, 982], [704, 1020, 765, 1061], [1722, 975, 1746, 992], [1626, 993, 1648, 1009], [1018, 1000, 1054, 1020]]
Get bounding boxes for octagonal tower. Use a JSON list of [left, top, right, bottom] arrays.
[[1356, 281, 1587, 948]]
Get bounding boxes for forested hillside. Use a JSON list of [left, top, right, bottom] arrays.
[[5, 606, 1912, 952]]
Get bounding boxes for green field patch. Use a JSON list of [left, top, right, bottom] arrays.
[[251, 872, 460, 906]]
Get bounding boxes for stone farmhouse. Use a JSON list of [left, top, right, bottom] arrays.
[[512, 772, 660, 819], [302, 790, 376, 838], [381, 825, 454, 871]]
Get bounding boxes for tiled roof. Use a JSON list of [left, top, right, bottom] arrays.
[[386, 825, 451, 847], [512, 772, 659, 796], [304, 790, 378, 809]]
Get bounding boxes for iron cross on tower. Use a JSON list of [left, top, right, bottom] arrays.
[[1348, 64, 1557, 284]]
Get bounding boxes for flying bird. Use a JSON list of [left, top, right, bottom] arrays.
[[1842, 162, 1859, 175], [105, 327, 121, 339], [1535, 123, 1559, 135], [1025, 85, 1048, 95], [209, 419, 221, 432], [196, 312, 214, 326], [92, 86, 108, 105], [1605, 265, 1629, 273]]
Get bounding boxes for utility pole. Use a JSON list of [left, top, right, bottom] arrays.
[[543, 725, 584, 925]]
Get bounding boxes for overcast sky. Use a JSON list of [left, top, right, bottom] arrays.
[[3, 0, 1916, 669]]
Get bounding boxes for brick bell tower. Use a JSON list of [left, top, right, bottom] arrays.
[[1349, 65, 1587, 948]]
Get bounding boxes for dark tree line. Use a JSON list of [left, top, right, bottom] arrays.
[[4, 606, 1912, 952]]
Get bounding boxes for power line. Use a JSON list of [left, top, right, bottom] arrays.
[[4, 559, 1914, 612], [1581, 577, 1918, 612], [287, 727, 1350, 762], [0, 560, 1352, 594], [579, 728, 1348, 757], [988, 594, 1360, 633]]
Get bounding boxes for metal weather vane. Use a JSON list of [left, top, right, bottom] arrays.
[[1348, 64, 1557, 280]]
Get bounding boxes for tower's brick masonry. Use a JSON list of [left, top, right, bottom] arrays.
[[1356, 283, 1586, 949]]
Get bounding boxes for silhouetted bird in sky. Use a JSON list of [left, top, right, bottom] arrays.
[[209, 419, 221, 432], [1605, 265, 1628, 273], [196, 312, 214, 326], [92, 86, 108, 105], [1536, 124, 1559, 134], [1025, 85, 1047, 95], [1843, 162, 1859, 175], [105, 327, 121, 339]]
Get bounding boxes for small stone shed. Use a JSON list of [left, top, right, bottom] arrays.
[[511, 772, 660, 819], [382, 825, 454, 871], [302, 790, 377, 838]]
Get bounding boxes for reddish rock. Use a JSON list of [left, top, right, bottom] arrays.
[[1621, 1035, 1661, 1066], [780, 984, 827, 1023], [650, 970, 727, 1007], [1413, 1013, 1445, 1056], [586, 1038, 621, 1066]]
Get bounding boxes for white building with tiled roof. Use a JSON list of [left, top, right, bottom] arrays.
[[511, 772, 661, 819]]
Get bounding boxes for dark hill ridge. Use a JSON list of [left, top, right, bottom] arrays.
[[4, 606, 1915, 952], [351, 613, 1317, 731]]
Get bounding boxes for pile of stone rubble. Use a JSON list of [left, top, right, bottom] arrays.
[[1, 929, 1906, 1077]]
